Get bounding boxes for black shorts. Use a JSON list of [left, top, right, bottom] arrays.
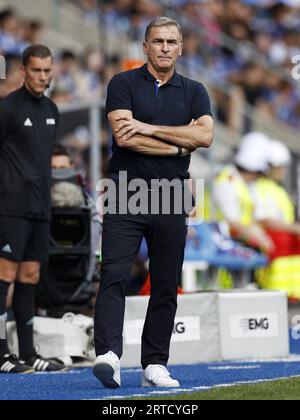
[[0, 216, 50, 262]]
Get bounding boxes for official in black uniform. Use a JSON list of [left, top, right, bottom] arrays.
[[0, 45, 65, 373], [93, 17, 214, 388]]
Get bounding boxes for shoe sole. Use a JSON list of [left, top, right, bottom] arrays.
[[32, 367, 69, 373], [141, 376, 180, 388], [54, 367, 69, 373], [0, 369, 35, 374], [93, 363, 120, 389], [22, 369, 35, 374]]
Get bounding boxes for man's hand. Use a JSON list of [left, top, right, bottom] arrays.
[[115, 117, 155, 141]]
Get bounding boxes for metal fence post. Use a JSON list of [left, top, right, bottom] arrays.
[[0, 315, 5, 340], [0, 55, 6, 80], [89, 103, 102, 198]]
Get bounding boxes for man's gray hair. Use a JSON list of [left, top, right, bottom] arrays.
[[145, 17, 183, 41]]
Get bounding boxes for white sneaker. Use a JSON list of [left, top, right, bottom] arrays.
[[93, 351, 121, 388], [142, 364, 180, 388]]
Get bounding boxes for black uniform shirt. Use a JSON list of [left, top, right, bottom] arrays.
[[106, 64, 212, 182], [0, 85, 59, 220]]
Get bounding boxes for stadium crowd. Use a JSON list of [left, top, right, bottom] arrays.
[[71, 0, 300, 130], [0, 1, 300, 132]]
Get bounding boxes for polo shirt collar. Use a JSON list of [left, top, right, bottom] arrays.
[[140, 64, 181, 87]]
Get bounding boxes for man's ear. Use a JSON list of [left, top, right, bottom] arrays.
[[143, 41, 148, 56], [20, 65, 26, 78], [179, 43, 183, 56]]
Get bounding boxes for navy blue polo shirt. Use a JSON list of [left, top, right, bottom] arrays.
[[106, 64, 212, 182]]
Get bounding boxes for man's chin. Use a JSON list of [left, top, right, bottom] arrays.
[[156, 63, 174, 71]]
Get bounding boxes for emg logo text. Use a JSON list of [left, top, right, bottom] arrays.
[[173, 322, 186, 334], [248, 318, 269, 330]]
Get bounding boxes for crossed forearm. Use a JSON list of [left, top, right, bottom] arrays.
[[115, 115, 213, 152], [152, 125, 211, 151], [118, 134, 179, 157]]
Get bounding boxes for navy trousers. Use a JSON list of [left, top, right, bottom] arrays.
[[94, 185, 188, 369]]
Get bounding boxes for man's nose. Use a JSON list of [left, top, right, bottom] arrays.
[[161, 42, 170, 52]]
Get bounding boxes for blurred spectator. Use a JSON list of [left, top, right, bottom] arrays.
[[24, 20, 45, 45], [252, 140, 300, 299], [211, 132, 275, 254], [53, 50, 82, 101], [180, 31, 204, 78], [0, 8, 28, 55]]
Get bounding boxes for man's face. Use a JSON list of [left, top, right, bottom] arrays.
[[143, 25, 183, 72], [51, 155, 73, 170], [21, 56, 53, 96]]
